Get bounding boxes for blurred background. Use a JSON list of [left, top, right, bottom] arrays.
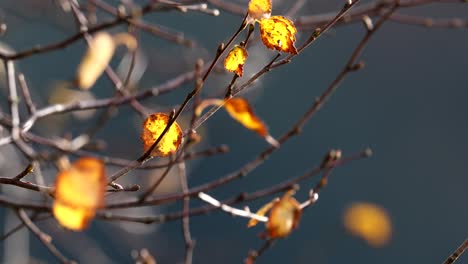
[[0, 0, 467, 263]]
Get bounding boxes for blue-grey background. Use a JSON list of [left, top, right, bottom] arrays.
[[0, 0, 467, 263]]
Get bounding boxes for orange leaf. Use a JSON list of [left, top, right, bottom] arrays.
[[224, 98, 279, 147], [266, 191, 302, 238], [224, 45, 248, 77], [343, 202, 392, 247], [247, 0, 272, 22], [259, 16, 298, 54], [53, 157, 106, 231], [141, 113, 183, 157]]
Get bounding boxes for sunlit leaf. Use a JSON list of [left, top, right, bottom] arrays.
[[141, 113, 183, 157], [76, 32, 137, 90], [53, 157, 106, 231], [247, 0, 271, 22], [343, 202, 392, 247], [224, 98, 279, 147], [259, 16, 298, 54], [224, 45, 248, 77]]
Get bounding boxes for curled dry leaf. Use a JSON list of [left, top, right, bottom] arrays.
[[343, 202, 392, 247], [224, 98, 279, 147], [76, 32, 137, 90], [248, 190, 302, 239], [224, 45, 248, 77], [247, 0, 272, 22], [259, 16, 298, 54], [53, 157, 106, 231], [141, 113, 183, 157]]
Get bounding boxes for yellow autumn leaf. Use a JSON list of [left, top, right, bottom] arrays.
[[343, 202, 392, 247], [224, 98, 279, 147], [141, 113, 183, 157], [247, 0, 271, 22], [259, 16, 298, 54], [53, 157, 106, 231], [76, 32, 137, 90], [224, 45, 248, 77]]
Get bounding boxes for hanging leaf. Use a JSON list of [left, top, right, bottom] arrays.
[[248, 190, 302, 239], [247, 0, 272, 22], [224, 45, 248, 77], [224, 98, 279, 147], [141, 113, 183, 157], [343, 202, 392, 247], [76, 32, 137, 90], [53, 157, 106, 231], [259, 16, 298, 54]]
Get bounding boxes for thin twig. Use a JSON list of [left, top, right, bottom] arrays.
[[198, 192, 269, 223], [102, 149, 369, 212], [16, 209, 74, 264], [17, 73, 37, 115], [13, 163, 34, 180], [245, 239, 275, 264], [443, 239, 468, 264], [1, 213, 50, 241], [179, 162, 195, 264]]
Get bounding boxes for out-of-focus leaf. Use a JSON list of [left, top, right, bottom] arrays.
[[49, 82, 96, 120], [76, 32, 116, 90], [343, 202, 392, 247], [247, 0, 272, 22], [76, 32, 137, 90], [53, 157, 106, 231]]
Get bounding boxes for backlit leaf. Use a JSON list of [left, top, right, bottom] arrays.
[[247, 0, 271, 22], [259, 16, 298, 54], [224, 98, 279, 147], [53, 157, 106, 231], [224, 45, 248, 77], [141, 113, 183, 157], [343, 202, 392, 247]]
